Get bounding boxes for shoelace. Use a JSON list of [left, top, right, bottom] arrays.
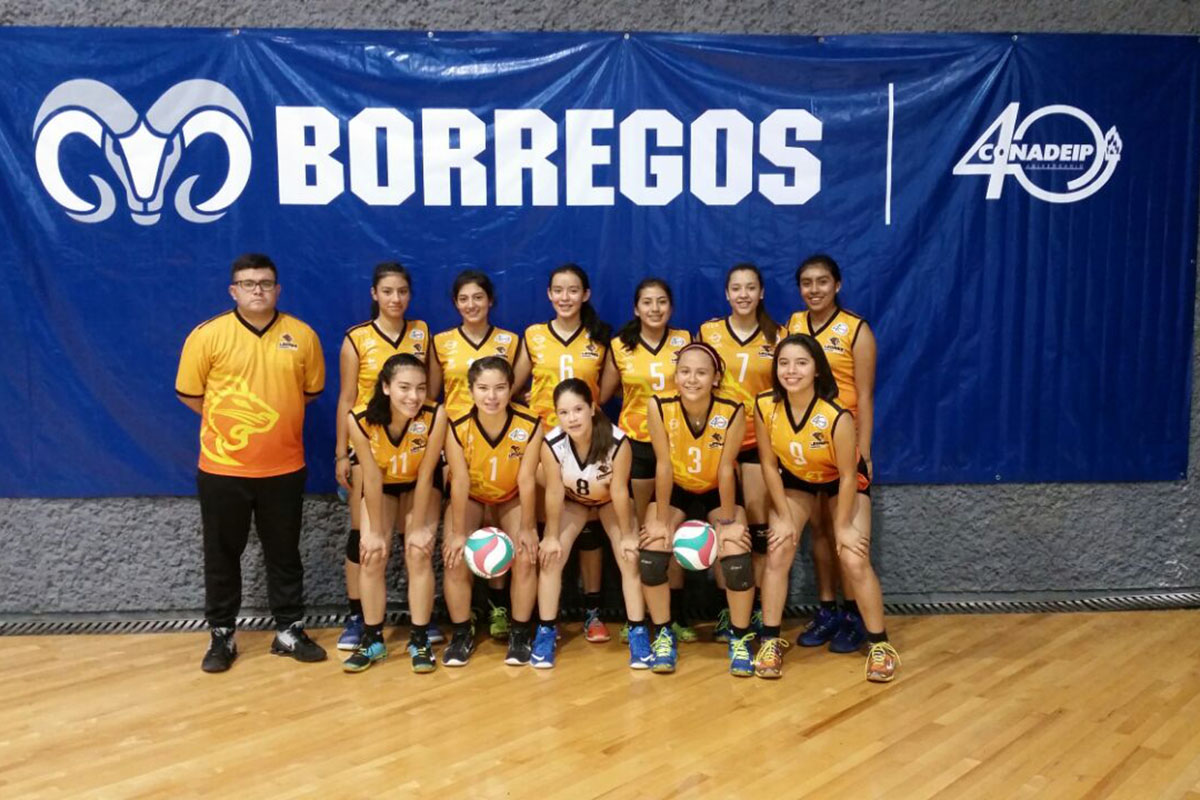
[[866, 642, 900, 669], [652, 629, 674, 658], [731, 632, 756, 662], [715, 608, 731, 630], [757, 637, 790, 664]]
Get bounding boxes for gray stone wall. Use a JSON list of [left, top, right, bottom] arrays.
[[1, 1, 1196, 616]]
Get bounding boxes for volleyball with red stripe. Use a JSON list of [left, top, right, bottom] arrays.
[[464, 527, 514, 578], [672, 520, 717, 570]]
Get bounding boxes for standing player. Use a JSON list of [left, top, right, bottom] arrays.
[[442, 357, 544, 667], [533, 379, 652, 669], [333, 262, 432, 652], [787, 255, 877, 653], [343, 354, 447, 673], [176, 253, 326, 672], [514, 264, 613, 644], [699, 263, 783, 643], [640, 343, 753, 676], [755, 334, 898, 682], [430, 269, 521, 641], [599, 278, 697, 643]]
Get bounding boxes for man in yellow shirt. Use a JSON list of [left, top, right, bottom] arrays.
[[176, 253, 326, 672]]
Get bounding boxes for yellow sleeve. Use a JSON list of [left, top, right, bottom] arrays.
[[175, 325, 210, 397], [303, 327, 326, 396]]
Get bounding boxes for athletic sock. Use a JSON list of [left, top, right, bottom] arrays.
[[454, 620, 472, 635], [349, 598, 363, 617], [867, 629, 888, 644], [843, 599, 860, 617], [819, 599, 836, 612], [584, 591, 602, 612], [411, 624, 429, 645], [732, 625, 750, 639], [539, 616, 558, 627], [656, 619, 674, 637], [363, 622, 383, 642], [488, 586, 508, 609], [627, 617, 646, 627], [761, 624, 781, 639], [670, 588, 688, 626]]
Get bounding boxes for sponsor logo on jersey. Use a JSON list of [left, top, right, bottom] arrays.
[[410, 421, 427, 435], [278, 332, 298, 351], [707, 332, 722, 344], [410, 328, 425, 340], [33, 79, 253, 225], [441, 338, 458, 353], [710, 414, 729, 430], [581, 342, 600, 359], [832, 322, 850, 336], [495, 333, 513, 345], [826, 337, 844, 353], [954, 102, 1121, 203], [509, 428, 529, 442], [532, 333, 547, 346], [669, 335, 686, 347], [811, 414, 829, 430]]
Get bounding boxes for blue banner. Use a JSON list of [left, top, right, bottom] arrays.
[[0, 29, 1196, 496]]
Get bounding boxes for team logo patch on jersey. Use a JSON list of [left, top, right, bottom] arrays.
[[758, 345, 773, 358], [201, 377, 280, 467], [826, 337, 844, 352], [596, 462, 613, 477], [410, 329, 425, 340], [709, 432, 724, 449], [582, 343, 600, 359], [532, 334, 547, 346], [411, 437, 427, 451], [442, 338, 458, 353], [832, 322, 850, 336], [278, 333, 298, 351], [669, 335, 686, 347], [810, 431, 827, 449], [509, 428, 529, 442], [410, 421, 427, 435], [710, 414, 729, 430], [708, 332, 722, 344], [495, 333, 513, 345], [508, 444, 524, 460], [496, 346, 508, 356], [812, 414, 829, 430], [412, 343, 424, 354]]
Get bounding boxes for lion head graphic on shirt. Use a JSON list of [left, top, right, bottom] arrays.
[[201, 377, 280, 466]]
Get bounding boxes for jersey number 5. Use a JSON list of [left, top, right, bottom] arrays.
[[650, 362, 665, 391]]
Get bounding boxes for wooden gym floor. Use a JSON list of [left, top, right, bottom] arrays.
[[2, 610, 1199, 799]]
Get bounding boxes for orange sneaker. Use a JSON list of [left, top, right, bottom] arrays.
[[865, 641, 900, 682], [753, 636, 790, 679], [583, 609, 611, 643]]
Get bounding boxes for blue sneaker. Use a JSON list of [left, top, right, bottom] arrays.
[[628, 624, 653, 670], [729, 631, 756, 677], [428, 623, 445, 645], [650, 626, 678, 674], [530, 624, 558, 669], [798, 607, 842, 647], [713, 608, 732, 643], [829, 610, 867, 653], [337, 614, 364, 651], [342, 637, 387, 673]]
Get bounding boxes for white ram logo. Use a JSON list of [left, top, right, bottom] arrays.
[[33, 79, 252, 225]]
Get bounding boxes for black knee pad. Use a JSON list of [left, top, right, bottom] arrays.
[[720, 552, 754, 591], [577, 521, 604, 552], [749, 524, 769, 555], [638, 549, 671, 586], [345, 529, 361, 564]]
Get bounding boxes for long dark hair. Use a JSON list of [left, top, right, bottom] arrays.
[[467, 355, 514, 388], [770, 334, 837, 402], [451, 269, 495, 309], [616, 277, 673, 351], [553, 378, 615, 467], [369, 261, 412, 319], [365, 353, 426, 426], [727, 262, 779, 345], [550, 263, 611, 344], [795, 253, 842, 286]]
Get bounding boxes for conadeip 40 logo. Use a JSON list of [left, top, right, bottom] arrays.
[[32, 79, 253, 225], [954, 103, 1122, 203]]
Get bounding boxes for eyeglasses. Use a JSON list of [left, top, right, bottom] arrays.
[[232, 279, 277, 291]]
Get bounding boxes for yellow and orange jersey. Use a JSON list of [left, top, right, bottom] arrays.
[[523, 321, 607, 427], [433, 325, 521, 421], [450, 404, 540, 505], [756, 391, 850, 484], [609, 329, 691, 443], [352, 402, 438, 485], [698, 317, 785, 450], [345, 319, 430, 406], [176, 310, 324, 478], [785, 308, 867, 417], [655, 395, 742, 493]]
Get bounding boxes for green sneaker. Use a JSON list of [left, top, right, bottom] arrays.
[[671, 621, 698, 643], [489, 603, 510, 641], [650, 626, 678, 674], [342, 637, 387, 673], [713, 608, 732, 643], [619, 622, 630, 643]]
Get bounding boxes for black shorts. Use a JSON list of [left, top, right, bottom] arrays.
[[736, 446, 759, 465], [629, 439, 656, 480], [348, 446, 360, 467], [780, 457, 871, 498], [381, 467, 445, 498], [668, 485, 743, 522]]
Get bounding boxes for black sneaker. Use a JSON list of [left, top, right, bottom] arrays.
[[201, 626, 237, 673], [442, 624, 476, 667], [270, 622, 327, 663], [504, 625, 532, 666], [409, 637, 436, 674]]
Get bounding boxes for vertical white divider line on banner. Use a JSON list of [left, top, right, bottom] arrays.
[[886, 82, 895, 226]]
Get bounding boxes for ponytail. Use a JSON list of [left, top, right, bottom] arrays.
[[727, 262, 779, 345]]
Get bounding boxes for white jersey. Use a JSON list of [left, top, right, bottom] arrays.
[[546, 424, 627, 507]]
